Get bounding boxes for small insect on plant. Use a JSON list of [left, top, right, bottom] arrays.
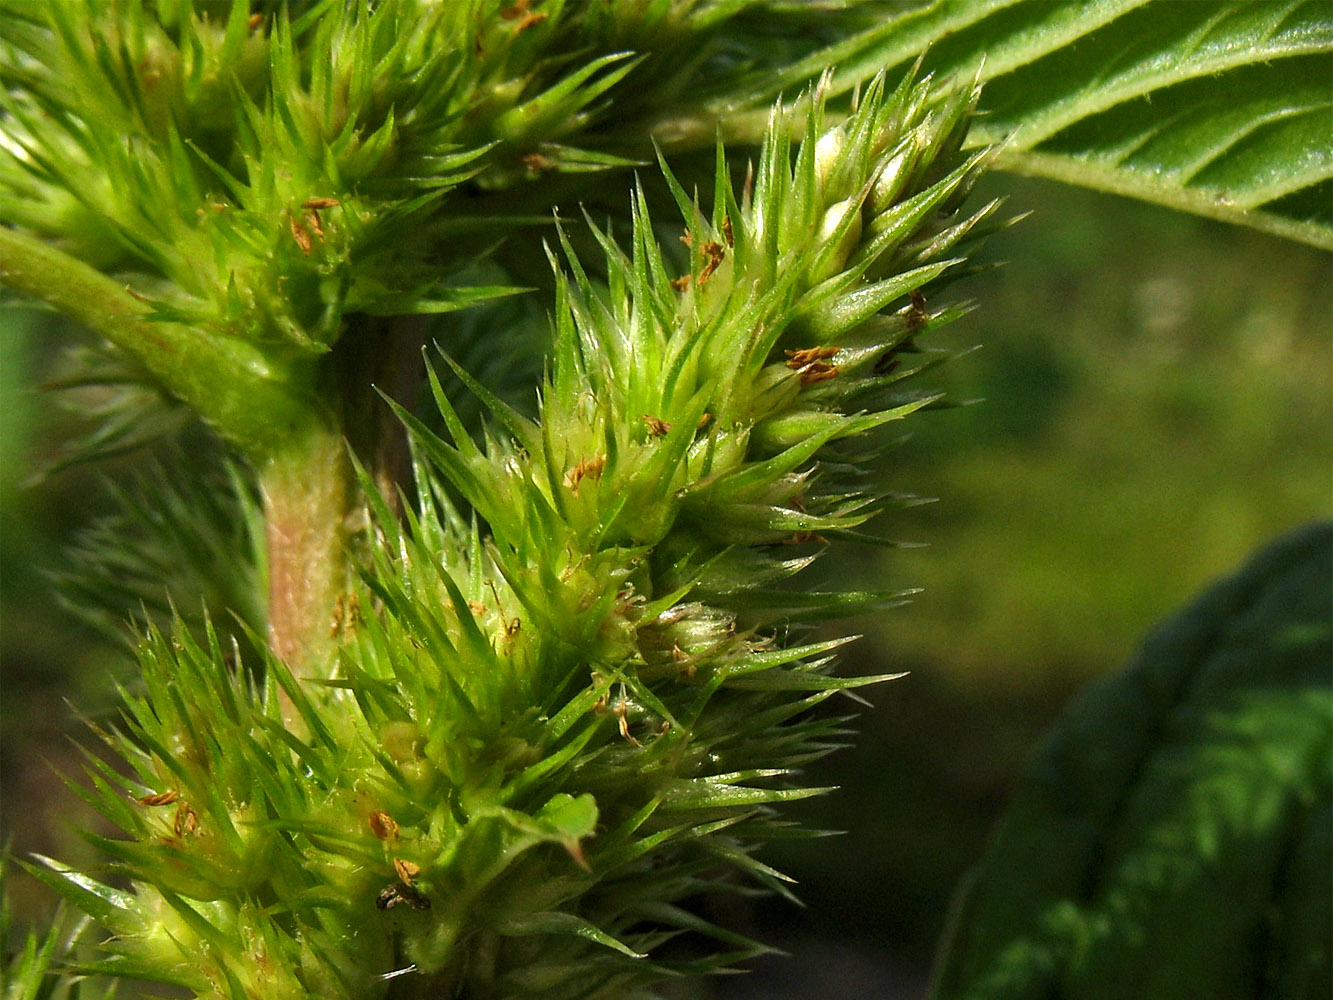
[[375, 882, 431, 912], [376, 858, 431, 912]]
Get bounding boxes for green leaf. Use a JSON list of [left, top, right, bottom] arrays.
[[966, 0, 1333, 248], [698, 0, 1332, 247], [930, 523, 1333, 1000], [724, 588, 923, 626], [20, 858, 133, 928], [662, 778, 834, 811], [721, 669, 908, 692], [534, 793, 599, 841], [358, 284, 532, 317], [498, 911, 647, 959]]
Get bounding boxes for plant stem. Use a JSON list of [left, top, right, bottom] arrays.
[[0, 226, 310, 458], [261, 317, 424, 718], [0, 230, 431, 723], [260, 417, 356, 687]]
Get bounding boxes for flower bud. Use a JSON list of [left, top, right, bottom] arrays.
[[813, 125, 846, 193], [870, 136, 918, 214], [809, 196, 862, 283]]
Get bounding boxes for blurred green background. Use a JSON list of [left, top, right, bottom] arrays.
[[2, 172, 1330, 997]]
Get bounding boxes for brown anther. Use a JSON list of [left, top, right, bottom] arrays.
[[288, 212, 312, 255], [247, 13, 263, 30], [679, 229, 694, 249], [368, 811, 399, 841], [330, 592, 350, 638], [173, 802, 199, 837], [500, 2, 548, 30], [642, 414, 671, 437], [698, 241, 725, 284], [138, 790, 179, 807], [696, 412, 712, 430], [672, 644, 696, 677], [467, 600, 488, 617], [722, 214, 734, 247], [614, 699, 642, 747], [393, 858, 421, 885], [505, 617, 522, 637], [523, 152, 556, 174], [340, 591, 364, 634], [785, 346, 840, 368], [300, 200, 337, 236], [798, 361, 839, 385], [563, 455, 606, 496], [671, 274, 693, 291]]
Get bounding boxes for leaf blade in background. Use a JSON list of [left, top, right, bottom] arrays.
[[927, 522, 1333, 1000], [691, 0, 1332, 248], [967, 0, 1333, 249]]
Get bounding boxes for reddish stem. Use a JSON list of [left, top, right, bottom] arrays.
[[258, 316, 425, 721], [261, 423, 355, 685]]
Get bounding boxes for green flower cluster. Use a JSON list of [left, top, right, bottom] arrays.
[[0, 0, 895, 460], [0, 0, 678, 341], [28, 67, 996, 999]]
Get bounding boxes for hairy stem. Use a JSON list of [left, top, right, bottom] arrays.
[[261, 316, 424, 720], [260, 418, 356, 687], [0, 227, 427, 695]]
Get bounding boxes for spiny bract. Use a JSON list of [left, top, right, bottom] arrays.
[[31, 66, 999, 1000]]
